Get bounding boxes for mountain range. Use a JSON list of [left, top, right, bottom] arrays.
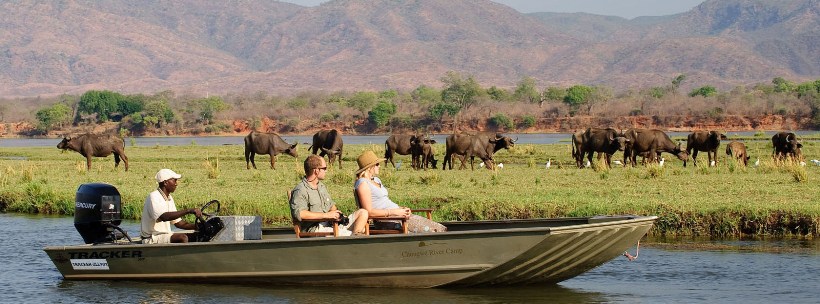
[[1, 0, 817, 98]]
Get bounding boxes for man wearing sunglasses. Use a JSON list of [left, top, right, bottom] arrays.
[[289, 155, 368, 236]]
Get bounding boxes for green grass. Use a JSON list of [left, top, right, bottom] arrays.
[[0, 140, 818, 238]]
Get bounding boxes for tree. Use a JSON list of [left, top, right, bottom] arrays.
[[486, 86, 512, 102], [35, 103, 71, 132], [440, 71, 482, 123], [189, 96, 229, 124], [514, 76, 541, 104], [772, 77, 795, 93], [563, 85, 594, 115], [368, 101, 397, 128], [689, 86, 718, 97], [543, 87, 565, 103], [671, 74, 686, 93], [77, 90, 127, 122], [347, 91, 378, 117], [411, 85, 441, 104], [429, 102, 460, 121]]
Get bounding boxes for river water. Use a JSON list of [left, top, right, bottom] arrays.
[[1, 131, 816, 147], [3, 213, 818, 303]]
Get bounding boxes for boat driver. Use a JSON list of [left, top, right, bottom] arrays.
[[290, 155, 369, 236], [140, 168, 202, 243]]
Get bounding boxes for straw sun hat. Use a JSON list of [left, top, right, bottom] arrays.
[[355, 150, 385, 175]]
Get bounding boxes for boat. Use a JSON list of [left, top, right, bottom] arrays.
[[44, 183, 656, 288]]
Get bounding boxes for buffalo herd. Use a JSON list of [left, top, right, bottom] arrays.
[[54, 129, 805, 172]]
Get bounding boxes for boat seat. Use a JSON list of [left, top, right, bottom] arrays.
[[287, 190, 339, 238], [353, 189, 435, 235]]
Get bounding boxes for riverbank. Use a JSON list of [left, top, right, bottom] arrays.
[[1, 142, 818, 238]]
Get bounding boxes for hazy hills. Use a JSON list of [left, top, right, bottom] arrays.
[[0, 0, 817, 98]]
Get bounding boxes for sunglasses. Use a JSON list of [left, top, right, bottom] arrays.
[[316, 167, 328, 171]]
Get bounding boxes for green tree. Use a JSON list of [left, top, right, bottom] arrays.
[[689, 86, 718, 97], [514, 76, 541, 104], [347, 91, 378, 117], [543, 87, 565, 103], [411, 85, 441, 104], [671, 74, 687, 93], [440, 71, 481, 109], [35, 103, 71, 132], [189, 96, 229, 124], [489, 113, 513, 131], [563, 85, 594, 115], [77, 90, 127, 122], [772, 77, 795, 93], [648, 87, 666, 99], [429, 102, 460, 120], [378, 89, 398, 100], [486, 86, 512, 102], [440, 71, 482, 122], [368, 101, 396, 128]]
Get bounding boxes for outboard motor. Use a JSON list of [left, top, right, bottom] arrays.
[[74, 183, 124, 244]]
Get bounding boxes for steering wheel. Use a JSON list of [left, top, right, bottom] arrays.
[[194, 200, 220, 230]]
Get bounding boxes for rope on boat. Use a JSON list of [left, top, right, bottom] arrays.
[[623, 240, 640, 261]]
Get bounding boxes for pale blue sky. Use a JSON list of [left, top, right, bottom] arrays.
[[278, 0, 706, 19]]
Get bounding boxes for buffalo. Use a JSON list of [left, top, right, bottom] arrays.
[[385, 134, 423, 169], [443, 132, 516, 170], [578, 128, 629, 169], [244, 131, 298, 169], [571, 130, 585, 168], [57, 133, 129, 171], [622, 128, 688, 166], [309, 129, 343, 168], [725, 141, 750, 166], [684, 130, 727, 167], [771, 132, 803, 161], [412, 138, 438, 170]]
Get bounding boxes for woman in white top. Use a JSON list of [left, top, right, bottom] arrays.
[[353, 150, 446, 233]]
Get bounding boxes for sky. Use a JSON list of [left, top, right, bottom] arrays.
[[278, 0, 707, 19]]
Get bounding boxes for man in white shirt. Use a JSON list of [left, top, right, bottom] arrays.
[[140, 169, 202, 243]]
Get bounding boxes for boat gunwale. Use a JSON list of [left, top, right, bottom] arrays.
[[44, 216, 657, 251]]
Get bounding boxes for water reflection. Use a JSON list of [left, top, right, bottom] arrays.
[[5, 214, 820, 303]]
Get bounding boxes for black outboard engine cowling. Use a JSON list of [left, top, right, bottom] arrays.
[[74, 183, 123, 244]]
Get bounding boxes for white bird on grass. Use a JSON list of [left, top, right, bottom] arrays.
[[545, 158, 551, 169], [584, 160, 591, 168], [754, 158, 760, 167], [497, 163, 504, 169], [659, 158, 665, 167], [800, 161, 806, 167], [395, 160, 402, 170], [810, 159, 820, 166], [479, 162, 485, 168], [613, 160, 623, 166], [710, 160, 716, 167]]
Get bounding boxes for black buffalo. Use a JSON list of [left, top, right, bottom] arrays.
[[684, 130, 727, 167], [443, 132, 516, 170], [309, 129, 343, 168], [771, 132, 803, 161], [578, 128, 629, 169], [384, 134, 423, 169], [57, 133, 129, 171], [726, 141, 750, 166], [412, 138, 438, 170], [244, 131, 298, 169], [623, 128, 688, 166]]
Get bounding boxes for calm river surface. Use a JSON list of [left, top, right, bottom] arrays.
[[3, 213, 818, 303]]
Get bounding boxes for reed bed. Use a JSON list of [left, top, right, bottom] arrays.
[[0, 140, 818, 238]]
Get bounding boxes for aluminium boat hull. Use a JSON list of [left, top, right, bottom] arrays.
[[44, 215, 655, 288]]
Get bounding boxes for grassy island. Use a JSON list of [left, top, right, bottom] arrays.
[[0, 140, 817, 238]]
